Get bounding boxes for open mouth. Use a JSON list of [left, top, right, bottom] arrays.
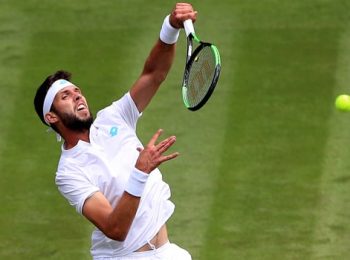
[[77, 104, 86, 111]]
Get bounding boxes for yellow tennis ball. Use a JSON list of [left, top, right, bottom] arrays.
[[335, 94, 350, 111]]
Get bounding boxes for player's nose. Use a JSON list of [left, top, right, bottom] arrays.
[[74, 93, 82, 101]]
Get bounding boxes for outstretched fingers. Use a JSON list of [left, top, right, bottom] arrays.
[[159, 150, 180, 164], [135, 129, 179, 173], [148, 129, 164, 147], [156, 135, 176, 153], [157, 135, 179, 163]]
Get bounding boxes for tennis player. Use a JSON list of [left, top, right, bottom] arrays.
[[33, 3, 196, 259]]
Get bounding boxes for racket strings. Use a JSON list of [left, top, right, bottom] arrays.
[[186, 46, 216, 107]]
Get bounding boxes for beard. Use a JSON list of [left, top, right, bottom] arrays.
[[57, 110, 94, 132]]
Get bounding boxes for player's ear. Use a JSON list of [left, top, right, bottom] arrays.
[[45, 112, 59, 125]]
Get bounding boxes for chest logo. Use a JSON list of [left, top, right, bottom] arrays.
[[109, 126, 118, 137]]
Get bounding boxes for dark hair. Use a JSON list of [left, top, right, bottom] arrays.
[[34, 70, 72, 126]]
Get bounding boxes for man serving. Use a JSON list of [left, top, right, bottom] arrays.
[[34, 3, 196, 259]]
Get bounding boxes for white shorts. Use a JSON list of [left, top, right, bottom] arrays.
[[95, 242, 192, 260]]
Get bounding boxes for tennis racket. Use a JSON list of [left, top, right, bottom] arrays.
[[181, 19, 221, 111]]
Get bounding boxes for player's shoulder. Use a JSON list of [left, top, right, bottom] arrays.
[[95, 93, 129, 118]]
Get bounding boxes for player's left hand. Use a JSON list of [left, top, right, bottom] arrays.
[[135, 129, 179, 174]]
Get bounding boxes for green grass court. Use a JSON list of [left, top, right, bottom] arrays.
[[1, 0, 350, 259]]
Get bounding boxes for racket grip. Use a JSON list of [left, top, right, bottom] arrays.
[[184, 19, 195, 36]]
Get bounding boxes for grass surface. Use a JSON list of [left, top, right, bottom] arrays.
[[1, 1, 350, 259]]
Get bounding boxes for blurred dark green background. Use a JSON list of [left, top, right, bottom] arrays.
[[1, 1, 350, 259]]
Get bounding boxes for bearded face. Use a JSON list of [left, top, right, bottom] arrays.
[[47, 85, 94, 133], [53, 107, 94, 132]]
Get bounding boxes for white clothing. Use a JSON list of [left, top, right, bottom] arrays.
[[55, 93, 175, 258], [97, 242, 192, 260]]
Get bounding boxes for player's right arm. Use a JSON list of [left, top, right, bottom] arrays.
[[129, 3, 197, 113], [82, 129, 178, 241], [82, 191, 140, 241]]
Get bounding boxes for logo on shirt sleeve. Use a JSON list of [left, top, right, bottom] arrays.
[[109, 126, 118, 137]]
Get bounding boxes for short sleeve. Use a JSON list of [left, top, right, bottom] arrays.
[[95, 92, 141, 131], [55, 170, 99, 214]]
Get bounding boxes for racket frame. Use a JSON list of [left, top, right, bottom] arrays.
[[182, 20, 221, 111]]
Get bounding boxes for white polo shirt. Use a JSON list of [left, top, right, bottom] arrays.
[[55, 93, 175, 258]]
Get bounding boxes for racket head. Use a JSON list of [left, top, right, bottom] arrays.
[[182, 41, 221, 111]]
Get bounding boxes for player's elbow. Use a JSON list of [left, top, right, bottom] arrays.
[[155, 71, 168, 84], [110, 233, 127, 242], [105, 228, 128, 241], [148, 70, 168, 86], [143, 65, 169, 86]]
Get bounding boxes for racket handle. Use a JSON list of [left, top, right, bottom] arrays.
[[184, 19, 195, 37]]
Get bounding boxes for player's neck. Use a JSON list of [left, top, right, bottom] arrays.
[[63, 130, 90, 150]]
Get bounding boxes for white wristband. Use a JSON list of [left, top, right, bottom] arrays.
[[160, 15, 180, 44], [125, 168, 149, 197]]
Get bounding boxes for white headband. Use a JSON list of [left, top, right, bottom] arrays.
[[43, 79, 75, 124]]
